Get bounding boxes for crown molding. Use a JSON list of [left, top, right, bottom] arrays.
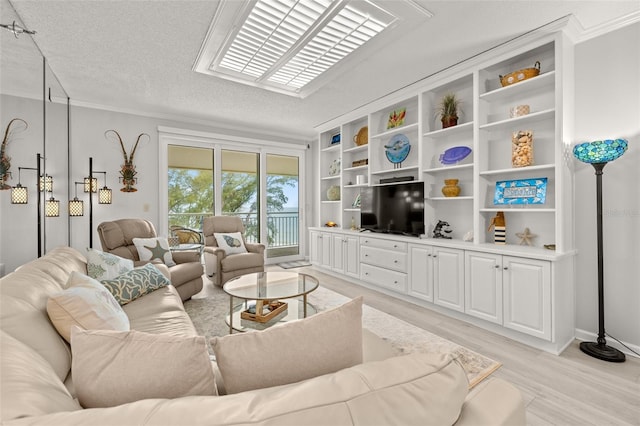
[[575, 9, 640, 43], [68, 98, 314, 143]]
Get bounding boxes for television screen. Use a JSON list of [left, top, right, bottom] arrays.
[[360, 182, 425, 236]]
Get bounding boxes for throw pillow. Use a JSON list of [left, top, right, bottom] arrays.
[[214, 232, 247, 255], [85, 247, 134, 281], [100, 263, 171, 305], [46, 271, 130, 343], [132, 236, 176, 266], [211, 296, 363, 394], [70, 327, 217, 408]]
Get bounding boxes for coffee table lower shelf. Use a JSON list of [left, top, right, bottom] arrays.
[[226, 299, 317, 333]]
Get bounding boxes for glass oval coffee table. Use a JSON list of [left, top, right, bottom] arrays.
[[222, 271, 319, 333]]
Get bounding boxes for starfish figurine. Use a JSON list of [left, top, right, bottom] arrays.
[[516, 227, 537, 246]]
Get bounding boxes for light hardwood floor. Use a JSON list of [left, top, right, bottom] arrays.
[[203, 266, 640, 425]]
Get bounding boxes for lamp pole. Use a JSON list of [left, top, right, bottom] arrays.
[[579, 162, 625, 362]]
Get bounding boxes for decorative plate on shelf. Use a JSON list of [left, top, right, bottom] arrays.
[[384, 134, 411, 165], [439, 146, 472, 165]]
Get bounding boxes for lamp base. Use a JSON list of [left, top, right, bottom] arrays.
[[580, 341, 626, 363]]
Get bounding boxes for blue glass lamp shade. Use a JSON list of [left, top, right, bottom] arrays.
[[573, 139, 628, 164]]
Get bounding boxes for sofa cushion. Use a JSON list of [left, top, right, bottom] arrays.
[[211, 296, 363, 394], [46, 271, 130, 342], [85, 247, 134, 281], [0, 247, 86, 381], [71, 327, 217, 408], [100, 263, 171, 305], [214, 232, 247, 255], [0, 330, 82, 422], [122, 284, 198, 336], [132, 236, 176, 266]]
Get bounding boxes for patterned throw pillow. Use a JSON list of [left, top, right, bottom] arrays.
[[100, 263, 171, 305], [132, 237, 176, 266], [85, 248, 134, 281], [47, 271, 130, 342], [214, 232, 247, 255]]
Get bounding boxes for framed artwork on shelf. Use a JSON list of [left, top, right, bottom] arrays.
[[387, 108, 406, 129], [494, 177, 547, 205], [331, 132, 341, 145]]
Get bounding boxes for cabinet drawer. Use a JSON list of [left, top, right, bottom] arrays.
[[361, 263, 407, 292], [360, 245, 407, 272], [360, 237, 407, 252]]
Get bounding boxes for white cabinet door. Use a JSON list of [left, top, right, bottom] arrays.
[[433, 247, 465, 312], [465, 251, 503, 324], [408, 245, 433, 302], [320, 232, 332, 269], [343, 235, 360, 278], [503, 256, 551, 341], [309, 231, 321, 264], [332, 234, 344, 273]]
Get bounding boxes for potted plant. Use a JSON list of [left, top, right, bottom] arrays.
[[436, 93, 461, 128]]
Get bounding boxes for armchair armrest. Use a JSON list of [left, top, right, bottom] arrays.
[[171, 251, 201, 264], [245, 242, 266, 255]]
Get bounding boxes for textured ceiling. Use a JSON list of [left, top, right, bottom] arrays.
[[3, 1, 640, 140]]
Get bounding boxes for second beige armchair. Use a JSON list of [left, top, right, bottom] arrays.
[[203, 216, 265, 287]]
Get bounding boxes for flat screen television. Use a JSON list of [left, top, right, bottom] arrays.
[[360, 182, 425, 237]]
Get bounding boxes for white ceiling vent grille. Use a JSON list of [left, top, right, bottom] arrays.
[[195, 0, 399, 97]]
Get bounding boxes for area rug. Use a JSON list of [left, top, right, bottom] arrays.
[[184, 285, 501, 389], [276, 260, 312, 269]]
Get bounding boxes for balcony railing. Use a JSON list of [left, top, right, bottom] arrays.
[[168, 211, 299, 248]]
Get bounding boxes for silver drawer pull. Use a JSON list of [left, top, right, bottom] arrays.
[[394, 260, 398, 263], [495, 265, 500, 269], [503, 267, 509, 270]]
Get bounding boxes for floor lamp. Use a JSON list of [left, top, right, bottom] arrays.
[[573, 138, 628, 363]]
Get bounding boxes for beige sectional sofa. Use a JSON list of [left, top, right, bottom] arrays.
[[0, 247, 526, 425]]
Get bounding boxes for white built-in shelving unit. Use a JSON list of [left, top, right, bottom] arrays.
[[311, 18, 579, 355]]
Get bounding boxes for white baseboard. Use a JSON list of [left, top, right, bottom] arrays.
[[574, 328, 640, 359]]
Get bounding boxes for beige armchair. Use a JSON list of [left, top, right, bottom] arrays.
[[97, 218, 204, 301], [202, 216, 265, 287]]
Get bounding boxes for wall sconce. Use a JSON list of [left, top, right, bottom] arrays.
[[9, 153, 53, 257], [40, 174, 53, 192], [68, 182, 84, 217], [11, 167, 35, 204], [45, 196, 60, 217], [93, 171, 112, 204], [83, 176, 97, 193]]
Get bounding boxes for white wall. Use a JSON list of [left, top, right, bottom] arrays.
[[573, 22, 640, 349], [0, 98, 310, 273]]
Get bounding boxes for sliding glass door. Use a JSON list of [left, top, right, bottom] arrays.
[[162, 132, 305, 263], [266, 154, 299, 258], [220, 150, 259, 242], [167, 145, 214, 229]]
